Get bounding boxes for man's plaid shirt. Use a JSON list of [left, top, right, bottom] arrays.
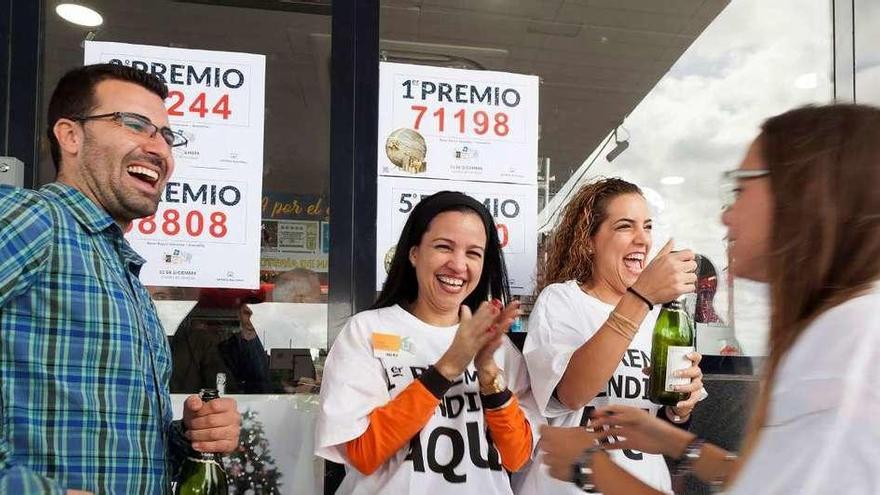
[[0, 182, 188, 494]]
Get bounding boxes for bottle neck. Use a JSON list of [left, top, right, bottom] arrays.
[[186, 451, 223, 466], [190, 389, 222, 464], [199, 388, 220, 402]]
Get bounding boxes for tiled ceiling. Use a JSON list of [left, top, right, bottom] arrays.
[[39, 0, 728, 196]]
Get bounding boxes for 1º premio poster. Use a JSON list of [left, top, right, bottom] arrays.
[[376, 62, 539, 295]]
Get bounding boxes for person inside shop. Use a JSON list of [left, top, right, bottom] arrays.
[[265, 267, 325, 392], [171, 290, 272, 394], [0, 63, 240, 494], [517, 177, 705, 495], [538, 103, 880, 494], [146, 285, 201, 344], [316, 191, 540, 494], [271, 267, 324, 303]]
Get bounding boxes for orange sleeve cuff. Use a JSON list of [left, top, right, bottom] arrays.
[[484, 395, 533, 472], [346, 379, 440, 475]]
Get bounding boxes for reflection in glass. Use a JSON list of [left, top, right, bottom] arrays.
[[855, 0, 880, 104], [541, 0, 831, 356]]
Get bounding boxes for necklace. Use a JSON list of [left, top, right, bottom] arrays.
[[578, 281, 623, 305]]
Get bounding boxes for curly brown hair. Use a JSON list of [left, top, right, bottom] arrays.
[[539, 177, 643, 292]]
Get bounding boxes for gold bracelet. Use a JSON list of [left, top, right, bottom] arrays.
[[605, 310, 639, 340]]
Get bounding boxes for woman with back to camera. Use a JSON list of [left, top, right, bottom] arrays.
[[539, 104, 880, 494], [518, 178, 704, 494], [316, 191, 540, 494]]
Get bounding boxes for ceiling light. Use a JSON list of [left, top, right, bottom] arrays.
[[794, 72, 818, 89], [380, 50, 484, 70], [641, 186, 666, 213], [56, 4, 103, 27], [606, 124, 630, 162], [660, 176, 685, 185]]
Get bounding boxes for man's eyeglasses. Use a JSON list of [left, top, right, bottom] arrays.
[[721, 169, 770, 209], [70, 112, 188, 148]]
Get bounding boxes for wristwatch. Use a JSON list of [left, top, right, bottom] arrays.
[[479, 368, 507, 395], [572, 444, 600, 493]]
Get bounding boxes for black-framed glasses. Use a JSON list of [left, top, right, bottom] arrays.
[[720, 169, 770, 208], [722, 169, 770, 181], [70, 112, 188, 148]]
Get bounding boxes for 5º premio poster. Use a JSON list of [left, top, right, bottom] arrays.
[[84, 41, 265, 289]]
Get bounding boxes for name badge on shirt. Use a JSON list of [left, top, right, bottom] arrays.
[[372, 332, 403, 358]]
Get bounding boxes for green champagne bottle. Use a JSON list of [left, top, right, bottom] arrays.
[[174, 388, 229, 495], [648, 300, 695, 406]]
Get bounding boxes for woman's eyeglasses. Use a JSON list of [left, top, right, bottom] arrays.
[[720, 169, 770, 209], [722, 169, 770, 181]]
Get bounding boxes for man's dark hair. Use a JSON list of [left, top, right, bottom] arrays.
[[46, 63, 169, 170]]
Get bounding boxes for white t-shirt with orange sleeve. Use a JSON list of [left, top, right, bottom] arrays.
[[316, 304, 542, 495], [517, 280, 672, 495]]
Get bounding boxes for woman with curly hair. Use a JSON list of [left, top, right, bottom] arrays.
[[518, 177, 703, 494]]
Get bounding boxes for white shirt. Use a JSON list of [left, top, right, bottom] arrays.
[[517, 280, 672, 495], [315, 304, 542, 495], [728, 289, 880, 494]]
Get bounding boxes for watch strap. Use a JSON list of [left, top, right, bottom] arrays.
[[417, 366, 454, 399], [571, 444, 600, 493], [481, 389, 513, 410]]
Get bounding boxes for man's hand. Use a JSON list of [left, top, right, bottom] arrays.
[[182, 395, 241, 453]]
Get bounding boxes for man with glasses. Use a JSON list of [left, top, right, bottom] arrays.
[[0, 63, 240, 494]]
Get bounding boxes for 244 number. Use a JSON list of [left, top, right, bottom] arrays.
[[167, 91, 231, 120]]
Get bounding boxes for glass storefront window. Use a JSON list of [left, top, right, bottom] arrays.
[[41, 0, 331, 387], [554, 0, 833, 358], [855, 0, 880, 104], [378, 0, 832, 361], [377, 0, 732, 312], [40, 2, 332, 492], [17, 0, 854, 491]]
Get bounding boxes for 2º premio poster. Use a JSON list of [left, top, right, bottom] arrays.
[[85, 41, 265, 289]]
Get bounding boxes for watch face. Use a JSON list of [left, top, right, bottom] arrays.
[[494, 373, 506, 392], [484, 369, 506, 394]]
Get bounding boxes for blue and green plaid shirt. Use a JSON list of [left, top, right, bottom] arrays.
[[0, 182, 188, 494]]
